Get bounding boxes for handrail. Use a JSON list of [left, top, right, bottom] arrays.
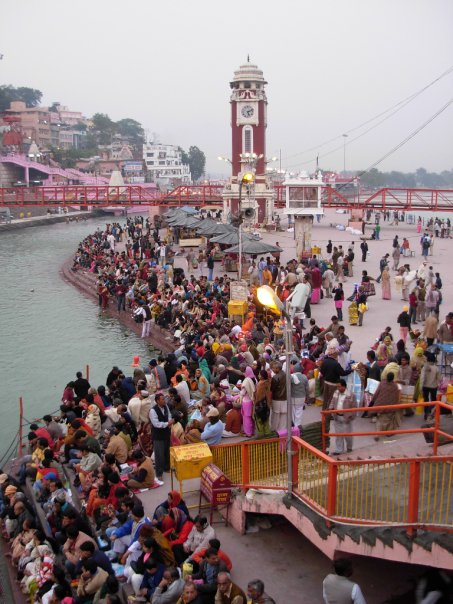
[[321, 401, 453, 455], [211, 431, 453, 533]]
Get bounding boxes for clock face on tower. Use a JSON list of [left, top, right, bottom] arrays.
[[241, 105, 254, 118]]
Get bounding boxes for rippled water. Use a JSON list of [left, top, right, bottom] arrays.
[[0, 217, 152, 459]]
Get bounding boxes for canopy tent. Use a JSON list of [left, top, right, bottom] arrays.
[[166, 211, 188, 224], [194, 218, 220, 231], [167, 214, 201, 228], [179, 205, 199, 215], [164, 206, 198, 217], [210, 230, 253, 245], [223, 240, 283, 255], [197, 222, 236, 236]]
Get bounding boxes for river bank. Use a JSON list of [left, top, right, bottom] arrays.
[[0, 209, 94, 232], [60, 257, 174, 354]]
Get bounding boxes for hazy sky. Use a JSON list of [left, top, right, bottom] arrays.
[[2, 0, 453, 176]]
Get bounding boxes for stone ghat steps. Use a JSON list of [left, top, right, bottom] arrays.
[[60, 260, 174, 353], [283, 493, 453, 556]]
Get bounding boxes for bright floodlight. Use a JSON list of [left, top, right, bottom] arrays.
[[241, 172, 255, 184], [257, 285, 282, 313]]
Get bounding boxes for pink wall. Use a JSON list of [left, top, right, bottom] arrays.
[[219, 492, 453, 570]]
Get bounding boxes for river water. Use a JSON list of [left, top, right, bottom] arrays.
[[0, 217, 152, 459]]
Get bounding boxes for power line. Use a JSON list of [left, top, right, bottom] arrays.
[[355, 96, 453, 177], [320, 96, 453, 195], [282, 63, 453, 164]]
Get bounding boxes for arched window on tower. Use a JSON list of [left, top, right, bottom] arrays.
[[243, 126, 253, 154]]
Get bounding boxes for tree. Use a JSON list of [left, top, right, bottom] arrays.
[[0, 85, 42, 110], [91, 113, 115, 145], [115, 118, 144, 145], [187, 145, 206, 181], [178, 146, 190, 166]]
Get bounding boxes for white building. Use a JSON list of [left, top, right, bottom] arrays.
[[283, 170, 325, 258], [143, 143, 191, 185]]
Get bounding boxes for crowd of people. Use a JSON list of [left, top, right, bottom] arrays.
[[68, 219, 453, 448], [2, 215, 451, 603], [0, 363, 277, 603]]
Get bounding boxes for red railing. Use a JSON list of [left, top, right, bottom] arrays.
[[2, 183, 453, 211], [211, 426, 453, 532], [321, 401, 453, 456]]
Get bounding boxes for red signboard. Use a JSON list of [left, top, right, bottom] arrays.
[[200, 464, 231, 508]]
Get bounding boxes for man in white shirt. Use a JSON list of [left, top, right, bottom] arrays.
[[159, 243, 167, 267], [175, 374, 191, 405], [328, 380, 357, 455], [323, 559, 366, 604], [128, 389, 151, 427]]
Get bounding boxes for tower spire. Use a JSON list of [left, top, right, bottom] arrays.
[[247, 54, 250, 63]]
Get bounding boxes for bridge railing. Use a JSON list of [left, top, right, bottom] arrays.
[[211, 432, 453, 532]]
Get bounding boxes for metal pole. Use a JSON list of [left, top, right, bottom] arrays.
[[18, 397, 23, 457], [238, 181, 243, 281], [284, 301, 294, 495], [342, 134, 348, 173]]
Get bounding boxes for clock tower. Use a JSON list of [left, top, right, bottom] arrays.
[[222, 59, 274, 224]]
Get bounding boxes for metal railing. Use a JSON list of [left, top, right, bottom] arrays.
[[212, 437, 287, 490], [211, 431, 453, 532], [321, 400, 453, 456]]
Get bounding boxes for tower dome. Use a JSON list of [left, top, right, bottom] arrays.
[[230, 59, 267, 88]]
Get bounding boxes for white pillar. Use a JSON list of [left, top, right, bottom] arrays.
[[294, 215, 313, 259]]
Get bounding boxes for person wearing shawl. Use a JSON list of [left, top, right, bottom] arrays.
[[198, 358, 211, 383], [253, 369, 272, 437], [240, 366, 257, 436], [182, 420, 202, 444], [85, 404, 101, 439], [165, 508, 194, 551], [376, 336, 394, 367], [381, 265, 391, 300], [192, 368, 211, 400], [381, 358, 400, 381], [153, 491, 190, 529]]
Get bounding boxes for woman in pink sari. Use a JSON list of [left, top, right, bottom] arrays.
[[381, 266, 391, 300], [240, 366, 256, 436]]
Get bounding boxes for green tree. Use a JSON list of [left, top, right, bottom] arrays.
[[73, 122, 88, 132], [187, 145, 206, 181], [115, 118, 144, 145], [0, 85, 42, 110], [178, 146, 190, 166], [91, 113, 115, 145]]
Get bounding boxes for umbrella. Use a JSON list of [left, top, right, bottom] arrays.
[[210, 230, 253, 245], [223, 240, 283, 255]]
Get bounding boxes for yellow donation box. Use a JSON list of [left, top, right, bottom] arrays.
[[170, 443, 213, 494], [228, 300, 248, 325]]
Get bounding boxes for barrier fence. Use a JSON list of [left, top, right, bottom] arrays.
[[212, 429, 453, 532], [321, 400, 453, 456]]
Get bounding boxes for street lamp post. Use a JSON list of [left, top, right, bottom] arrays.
[[257, 285, 294, 496], [342, 134, 348, 174], [237, 171, 254, 281]]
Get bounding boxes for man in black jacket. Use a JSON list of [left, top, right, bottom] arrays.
[[360, 240, 368, 262], [191, 549, 228, 604], [150, 393, 173, 483], [366, 350, 381, 382], [320, 352, 352, 410], [74, 371, 90, 399]]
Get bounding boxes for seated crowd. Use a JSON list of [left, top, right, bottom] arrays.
[[0, 359, 276, 604]]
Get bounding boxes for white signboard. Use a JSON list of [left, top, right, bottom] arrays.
[[230, 280, 249, 301]]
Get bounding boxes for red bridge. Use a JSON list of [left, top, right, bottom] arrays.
[[1, 183, 453, 212]]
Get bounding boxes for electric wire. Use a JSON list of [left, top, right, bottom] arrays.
[[282, 63, 453, 164], [316, 96, 453, 197]]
